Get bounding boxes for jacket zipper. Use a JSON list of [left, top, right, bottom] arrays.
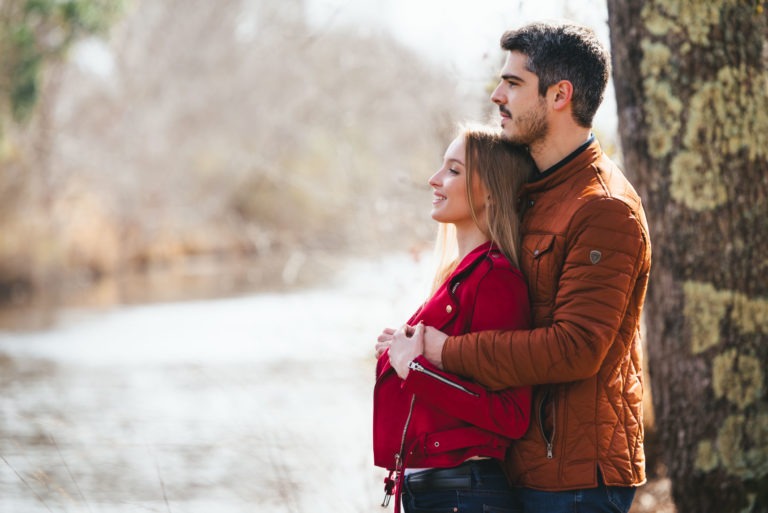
[[382, 394, 416, 507], [408, 360, 480, 397], [538, 389, 555, 459], [398, 395, 416, 464]]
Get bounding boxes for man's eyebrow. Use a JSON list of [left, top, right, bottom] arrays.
[[501, 73, 525, 82]]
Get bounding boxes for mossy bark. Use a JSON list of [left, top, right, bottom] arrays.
[[607, 1, 768, 511]]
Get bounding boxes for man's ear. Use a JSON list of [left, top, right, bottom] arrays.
[[551, 80, 573, 111]]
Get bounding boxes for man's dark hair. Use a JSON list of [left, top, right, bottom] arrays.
[[501, 22, 610, 128]]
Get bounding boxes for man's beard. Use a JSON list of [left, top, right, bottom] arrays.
[[503, 98, 548, 146]]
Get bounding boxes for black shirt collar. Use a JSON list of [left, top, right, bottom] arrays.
[[532, 133, 595, 182]]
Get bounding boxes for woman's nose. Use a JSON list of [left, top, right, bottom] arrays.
[[428, 171, 441, 187]]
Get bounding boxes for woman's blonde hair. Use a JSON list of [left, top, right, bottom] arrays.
[[431, 124, 535, 292]]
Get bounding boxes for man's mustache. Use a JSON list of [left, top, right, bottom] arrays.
[[499, 106, 511, 117]]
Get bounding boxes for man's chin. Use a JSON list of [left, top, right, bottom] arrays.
[[503, 128, 546, 147], [501, 130, 525, 145]]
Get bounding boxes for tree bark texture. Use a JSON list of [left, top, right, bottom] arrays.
[[606, 1, 768, 512]]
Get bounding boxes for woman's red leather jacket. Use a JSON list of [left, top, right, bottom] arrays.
[[373, 242, 532, 484]]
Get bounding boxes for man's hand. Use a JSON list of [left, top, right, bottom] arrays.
[[389, 323, 424, 379], [374, 328, 396, 359], [423, 325, 448, 369]]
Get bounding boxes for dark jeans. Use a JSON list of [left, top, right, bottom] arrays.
[[402, 459, 517, 513], [508, 471, 636, 513], [402, 463, 636, 513]]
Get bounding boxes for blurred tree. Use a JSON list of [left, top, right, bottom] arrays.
[[0, 0, 122, 303], [0, 0, 465, 305], [51, 0, 460, 265], [0, 0, 122, 125], [607, 1, 768, 512]]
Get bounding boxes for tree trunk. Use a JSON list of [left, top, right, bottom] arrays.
[[606, 1, 768, 512]]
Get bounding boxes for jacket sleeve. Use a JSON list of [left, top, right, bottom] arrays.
[[442, 198, 650, 390], [403, 355, 531, 439], [403, 264, 532, 439]]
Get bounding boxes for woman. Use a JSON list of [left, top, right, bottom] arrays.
[[373, 124, 536, 512]]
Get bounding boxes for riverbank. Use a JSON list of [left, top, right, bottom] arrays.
[[0, 247, 398, 332], [0, 251, 432, 512]]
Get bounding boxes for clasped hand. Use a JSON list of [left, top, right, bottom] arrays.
[[376, 323, 424, 379], [375, 323, 448, 378]]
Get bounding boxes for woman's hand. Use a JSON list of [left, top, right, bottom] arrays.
[[375, 328, 396, 359], [389, 323, 424, 379]]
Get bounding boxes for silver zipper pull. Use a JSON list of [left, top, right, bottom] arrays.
[[546, 442, 553, 459], [407, 360, 479, 396]]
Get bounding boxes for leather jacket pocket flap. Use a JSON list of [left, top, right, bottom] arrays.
[[528, 234, 556, 259]]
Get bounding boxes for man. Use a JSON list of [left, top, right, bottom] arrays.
[[389, 21, 651, 512]]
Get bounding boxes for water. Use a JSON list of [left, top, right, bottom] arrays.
[[0, 253, 432, 513]]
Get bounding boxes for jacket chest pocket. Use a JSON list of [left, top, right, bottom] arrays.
[[521, 234, 559, 307]]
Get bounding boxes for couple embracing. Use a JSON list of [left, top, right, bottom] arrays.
[[373, 20, 651, 513]]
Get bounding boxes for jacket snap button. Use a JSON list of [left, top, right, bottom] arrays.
[[534, 249, 540, 256], [434, 441, 440, 447], [445, 305, 452, 313]]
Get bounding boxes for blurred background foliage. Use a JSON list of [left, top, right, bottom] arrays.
[[0, 0, 476, 307], [0, 0, 122, 123]]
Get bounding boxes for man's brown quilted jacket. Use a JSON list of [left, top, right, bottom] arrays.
[[442, 139, 651, 491]]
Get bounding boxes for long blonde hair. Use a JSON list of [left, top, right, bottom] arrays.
[[431, 124, 535, 293]]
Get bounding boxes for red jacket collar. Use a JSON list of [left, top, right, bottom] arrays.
[[452, 240, 496, 277]]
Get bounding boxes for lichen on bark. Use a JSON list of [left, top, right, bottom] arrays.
[[712, 349, 764, 409]]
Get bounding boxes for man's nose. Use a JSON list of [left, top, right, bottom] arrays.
[[490, 83, 504, 105]]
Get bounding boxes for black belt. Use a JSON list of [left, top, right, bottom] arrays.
[[405, 460, 500, 493]]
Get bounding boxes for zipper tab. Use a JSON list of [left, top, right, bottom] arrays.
[[408, 360, 425, 373], [537, 389, 556, 460], [408, 360, 479, 397], [381, 470, 395, 507]]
